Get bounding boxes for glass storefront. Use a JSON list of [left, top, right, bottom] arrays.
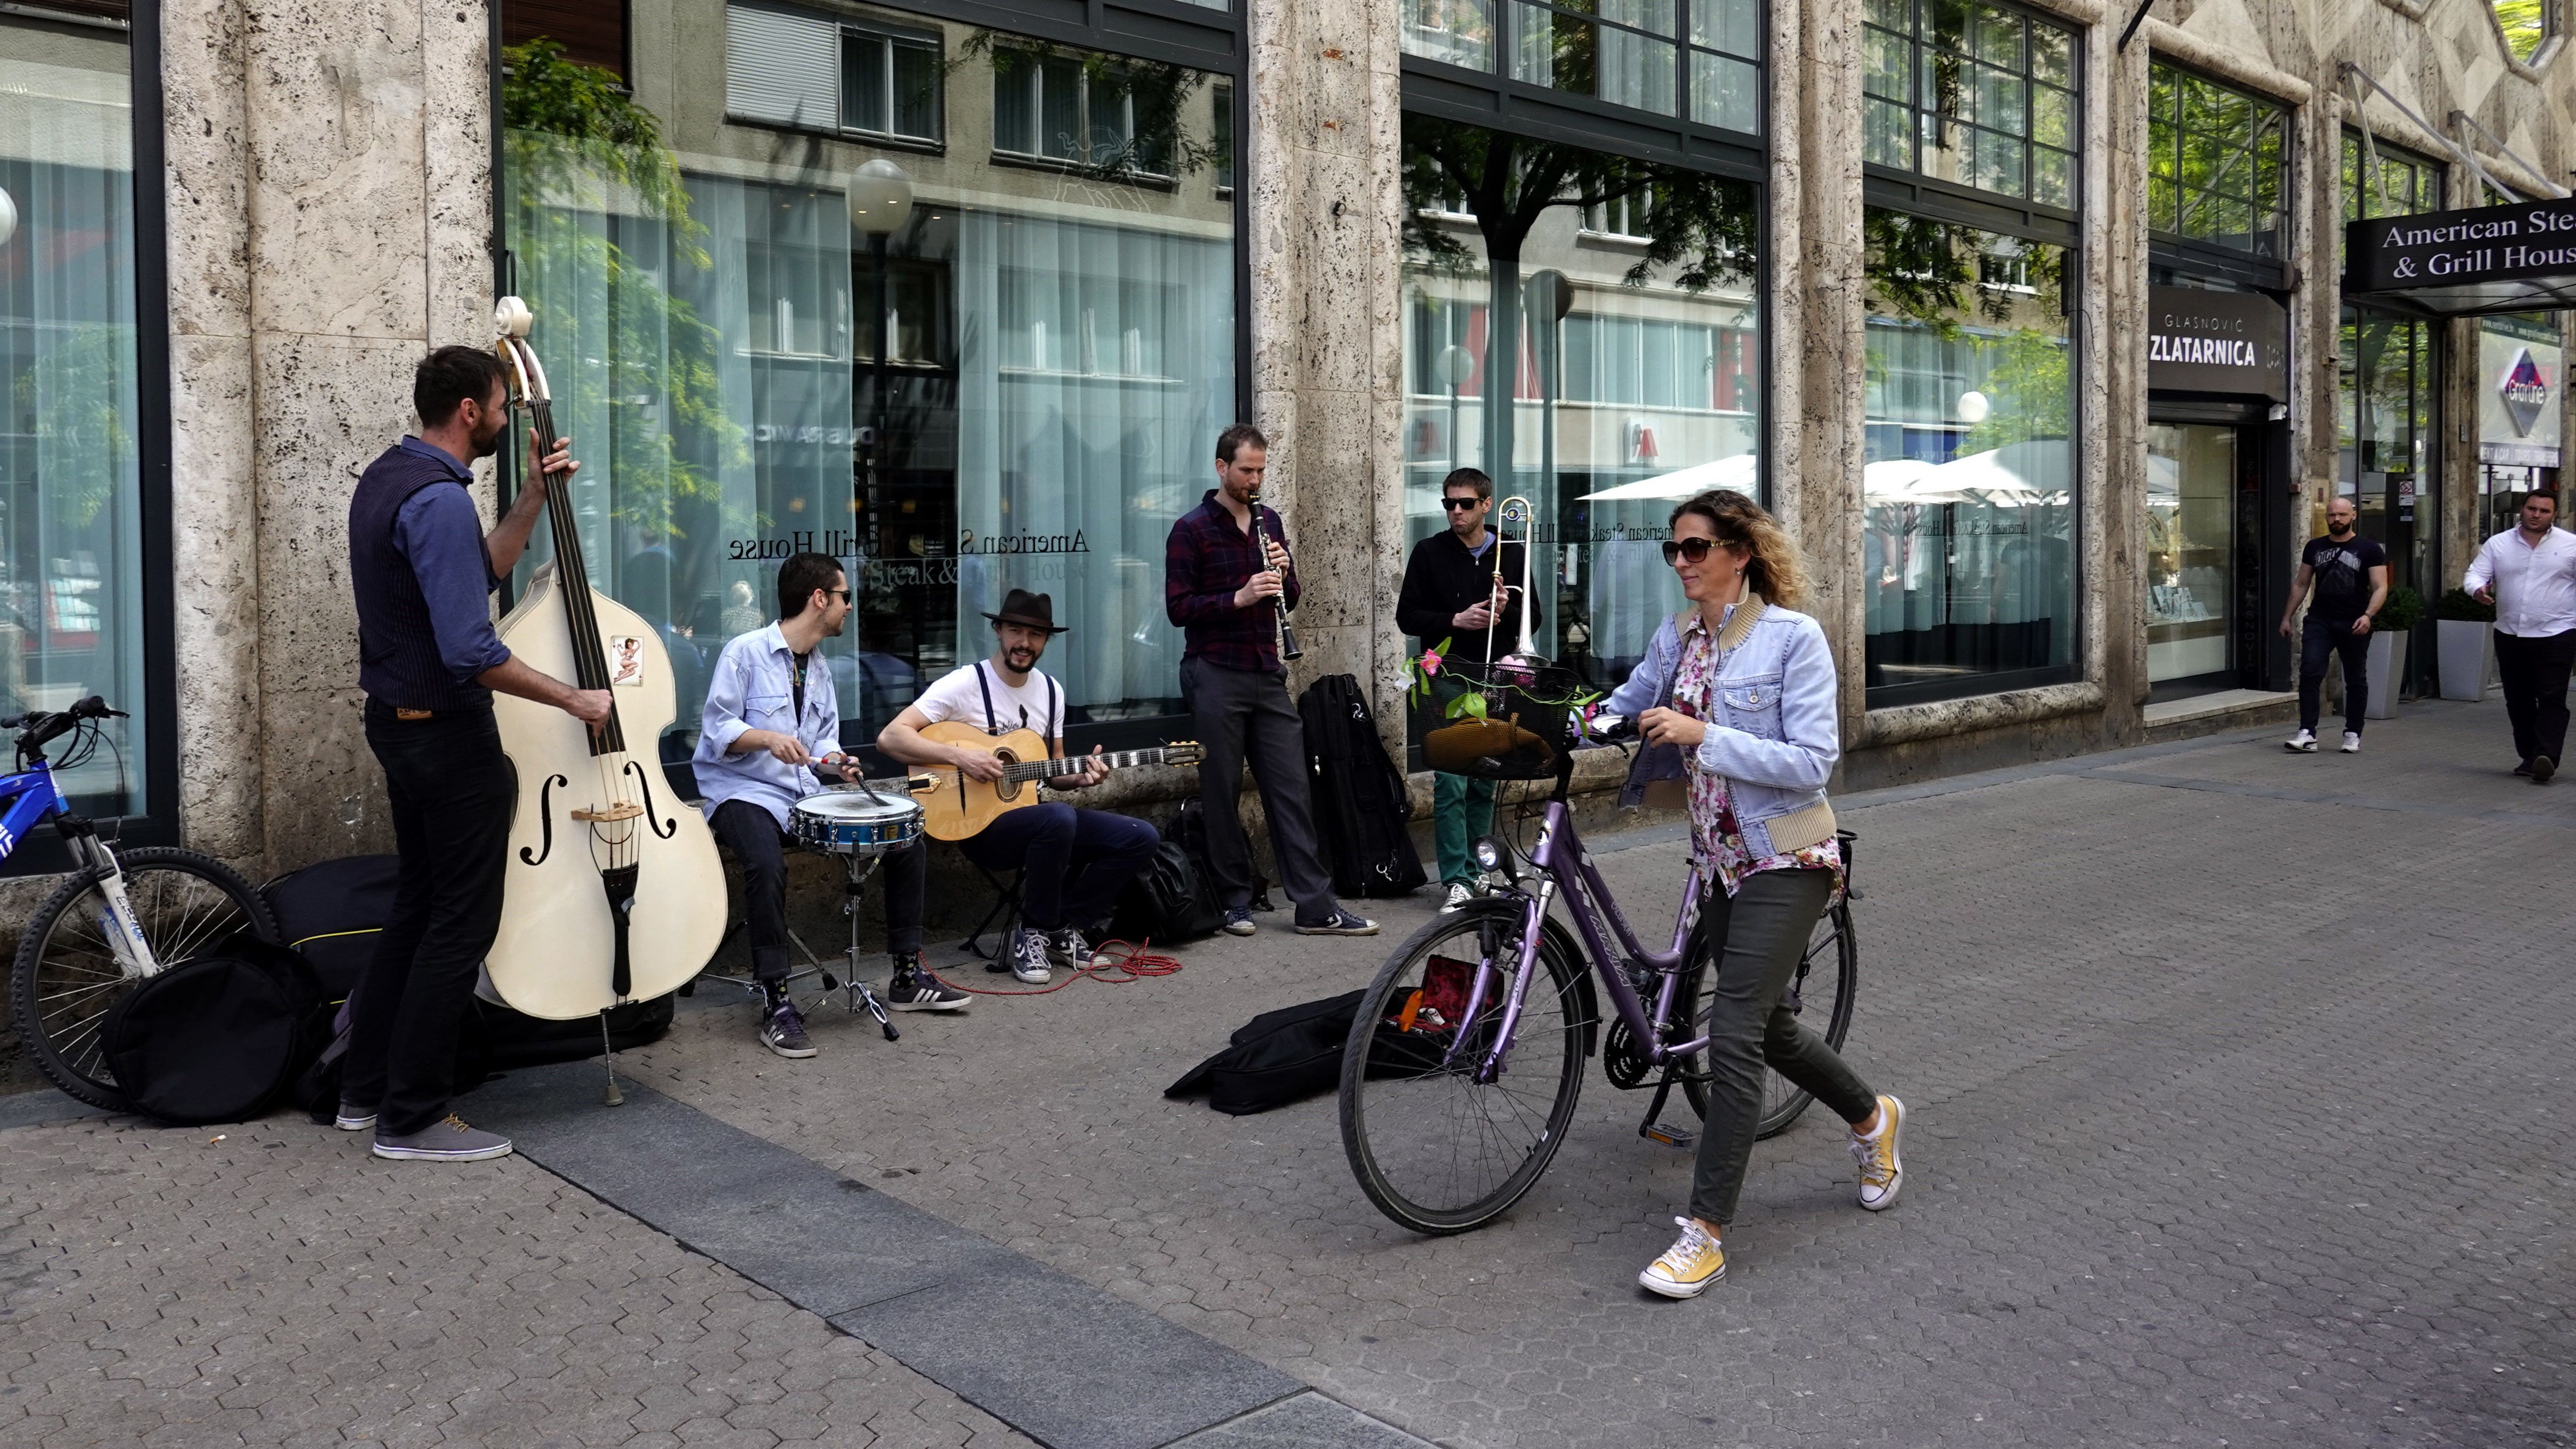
[[2477, 312, 2561, 543], [1401, 0, 1764, 135], [2143, 423, 2237, 686], [2146, 62, 2287, 261], [0, 9, 147, 815], [500, 2, 1237, 768], [1398, 115, 1760, 688], [2336, 134, 2440, 675]]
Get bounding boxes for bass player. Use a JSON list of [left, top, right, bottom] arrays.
[[875, 589, 1160, 985], [696, 552, 969, 1061]]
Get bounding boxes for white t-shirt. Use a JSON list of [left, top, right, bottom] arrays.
[[911, 661, 1064, 740]]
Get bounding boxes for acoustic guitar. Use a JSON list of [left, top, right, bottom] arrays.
[[913, 720, 1203, 842]]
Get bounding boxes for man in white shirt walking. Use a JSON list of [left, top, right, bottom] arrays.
[[2464, 491, 2576, 783]]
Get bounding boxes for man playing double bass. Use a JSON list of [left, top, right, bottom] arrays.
[[341, 346, 611, 1163]]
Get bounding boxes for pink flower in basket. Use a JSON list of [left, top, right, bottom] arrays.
[[1419, 648, 1443, 676]]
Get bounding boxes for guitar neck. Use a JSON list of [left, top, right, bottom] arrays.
[[1003, 748, 1168, 782]]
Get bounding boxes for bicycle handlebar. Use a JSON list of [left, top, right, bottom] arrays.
[[8, 696, 126, 753]]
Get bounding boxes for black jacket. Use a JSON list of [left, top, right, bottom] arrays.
[[1397, 529, 1525, 662]]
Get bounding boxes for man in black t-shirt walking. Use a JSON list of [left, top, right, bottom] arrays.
[[2278, 495, 2390, 753]]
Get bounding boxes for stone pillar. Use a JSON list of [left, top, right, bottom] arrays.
[[2096, 22, 2151, 739], [227, 0, 492, 873], [1244, 0, 1407, 746]]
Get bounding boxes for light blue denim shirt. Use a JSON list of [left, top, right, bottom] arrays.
[[692, 623, 843, 831], [1601, 598, 1841, 857]]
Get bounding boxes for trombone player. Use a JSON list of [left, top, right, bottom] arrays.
[[1163, 424, 1376, 938]]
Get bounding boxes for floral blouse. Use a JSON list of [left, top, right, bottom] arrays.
[[1672, 609, 1845, 901]]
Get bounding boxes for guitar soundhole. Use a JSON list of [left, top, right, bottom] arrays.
[[993, 749, 1021, 802]]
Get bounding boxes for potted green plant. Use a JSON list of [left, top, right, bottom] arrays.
[[2433, 587, 2496, 702], [2366, 585, 2424, 719]]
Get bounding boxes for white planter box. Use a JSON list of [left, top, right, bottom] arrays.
[[2366, 629, 2409, 720], [2437, 619, 2492, 702]]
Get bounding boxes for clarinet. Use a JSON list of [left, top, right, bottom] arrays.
[[1249, 492, 1304, 662]]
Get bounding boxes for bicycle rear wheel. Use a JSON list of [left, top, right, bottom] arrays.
[[1678, 897, 1858, 1139], [1338, 899, 1589, 1235], [10, 847, 280, 1110]]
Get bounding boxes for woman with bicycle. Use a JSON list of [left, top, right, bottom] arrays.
[[1606, 488, 1906, 1299]]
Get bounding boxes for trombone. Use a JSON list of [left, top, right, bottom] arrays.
[[1483, 495, 1544, 681]]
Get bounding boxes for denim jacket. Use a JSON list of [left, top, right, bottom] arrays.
[[1599, 595, 1841, 859]]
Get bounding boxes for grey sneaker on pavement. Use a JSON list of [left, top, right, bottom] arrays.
[[1046, 927, 1096, 970], [1008, 928, 1054, 984], [334, 1102, 377, 1132], [372, 1114, 513, 1162], [1222, 907, 1257, 937], [887, 958, 970, 1012], [1440, 882, 1474, 913], [760, 994, 816, 1058], [1294, 908, 1379, 937]]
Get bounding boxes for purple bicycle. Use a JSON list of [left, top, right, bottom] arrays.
[[1336, 712, 1857, 1235]]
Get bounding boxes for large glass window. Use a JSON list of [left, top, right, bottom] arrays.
[[1863, 0, 2079, 210], [0, 9, 148, 816], [2336, 133, 2440, 654], [1401, 0, 1761, 135], [1400, 115, 1759, 688], [2146, 63, 2287, 259], [503, 4, 1236, 770], [2495, 1, 2550, 63], [1861, 215, 2077, 700], [2144, 422, 2238, 689]]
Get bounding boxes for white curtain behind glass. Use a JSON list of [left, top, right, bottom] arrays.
[[955, 208, 1231, 714], [0, 51, 144, 811]]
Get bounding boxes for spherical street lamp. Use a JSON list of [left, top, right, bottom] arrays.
[[849, 158, 914, 236], [0, 186, 17, 249]]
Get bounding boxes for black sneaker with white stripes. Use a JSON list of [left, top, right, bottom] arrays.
[[887, 955, 971, 1011]]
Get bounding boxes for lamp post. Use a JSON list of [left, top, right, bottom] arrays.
[[850, 159, 914, 565]]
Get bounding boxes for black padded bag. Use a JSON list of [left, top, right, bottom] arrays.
[[1165, 990, 1364, 1115], [1298, 674, 1427, 899], [100, 938, 326, 1126], [1109, 836, 1224, 945], [263, 853, 399, 1001]]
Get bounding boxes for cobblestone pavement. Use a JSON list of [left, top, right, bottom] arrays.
[[4, 697, 2570, 1447], [620, 698, 2573, 1448], [0, 1113, 1034, 1448]]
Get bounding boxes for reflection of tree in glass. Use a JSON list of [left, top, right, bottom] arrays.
[[2494, 0, 2547, 62], [18, 325, 132, 528], [1862, 209, 2062, 331], [962, 32, 1220, 183], [502, 39, 742, 541]]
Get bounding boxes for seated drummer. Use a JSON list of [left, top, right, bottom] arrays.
[[876, 589, 1160, 985], [696, 552, 967, 1061]]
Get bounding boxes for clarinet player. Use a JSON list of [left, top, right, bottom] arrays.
[[1163, 425, 1376, 938]]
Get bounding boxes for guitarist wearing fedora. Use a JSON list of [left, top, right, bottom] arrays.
[[876, 589, 1162, 985]]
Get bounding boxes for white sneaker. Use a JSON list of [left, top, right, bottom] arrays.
[[2284, 729, 2318, 753], [2340, 732, 2362, 754], [1850, 1094, 1906, 1211], [1440, 882, 1474, 913]]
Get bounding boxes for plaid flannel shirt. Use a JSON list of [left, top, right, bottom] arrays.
[[1165, 489, 1301, 675]]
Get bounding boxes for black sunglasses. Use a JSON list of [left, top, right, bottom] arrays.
[[1441, 495, 1483, 511], [1660, 538, 1721, 566], [823, 588, 853, 601]]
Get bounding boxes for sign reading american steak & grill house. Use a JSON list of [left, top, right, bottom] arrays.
[[2344, 196, 2576, 317], [2146, 286, 2288, 398]]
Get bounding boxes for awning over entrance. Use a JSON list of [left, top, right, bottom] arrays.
[[2344, 196, 2576, 317]]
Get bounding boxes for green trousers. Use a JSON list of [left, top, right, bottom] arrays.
[[1421, 671, 1497, 886]]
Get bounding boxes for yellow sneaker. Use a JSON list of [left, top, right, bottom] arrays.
[[1638, 1217, 1725, 1298], [1850, 1093, 1906, 1211]]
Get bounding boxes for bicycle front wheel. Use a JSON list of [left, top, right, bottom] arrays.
[[1338, 899, 1589, 1235], [10, 847, 281, 1110], [1679, 896, 1859, 1139]]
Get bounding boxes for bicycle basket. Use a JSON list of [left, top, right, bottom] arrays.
[[1420, 658, 1581, 780]]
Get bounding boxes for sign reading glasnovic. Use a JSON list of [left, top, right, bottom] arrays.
[[2146, 286, 2287, 398], [2344, 196, 2576, 318]]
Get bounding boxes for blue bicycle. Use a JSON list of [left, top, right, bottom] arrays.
[[4, 697, 277, 1109]]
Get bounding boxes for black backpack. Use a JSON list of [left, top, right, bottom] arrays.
[[1298, 674, 1427, 898], [100, 936, 331, 1125], [1110, 802, 1227, 944]]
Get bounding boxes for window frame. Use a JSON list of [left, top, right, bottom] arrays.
[[2144, 57, 2292, 292], [1860, 0, 2083, 246], [839, 18, 945, 147], [0, 0, 179, 877]]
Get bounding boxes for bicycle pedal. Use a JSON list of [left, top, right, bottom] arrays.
[[1640, 1121, 1695, 1149]]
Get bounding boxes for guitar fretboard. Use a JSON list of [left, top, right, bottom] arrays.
[[996, 748, 1176, 782]]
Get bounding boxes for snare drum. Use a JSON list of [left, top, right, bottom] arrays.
[[789, 790, 923, 856]]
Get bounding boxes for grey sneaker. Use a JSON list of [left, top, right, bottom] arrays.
[[1045, 927, 1096, 970], [1440, 882, 1474, 913], [1008, 928, 1054, 984], [2340, 732, 2362, 754], [1294, 909, 1379, 937], [2533, 755, 2558, 784], [761, 994, 816, 1058], [1221, 907, 1256, 937], [334, 1102, 377, 1132], [887, 959, 970, 1012], [372, 1114, 512, 1162]]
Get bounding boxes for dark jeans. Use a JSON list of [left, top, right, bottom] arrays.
[[2298, 615, 2371, 736], [709, 799, 924, 985], [1688, 868, 1879, 1225], [344, 702, 513, 1138], [2494, 627, 2576, 766], [958, 801, 1159, 932], [1180, 657, 1336, 920]]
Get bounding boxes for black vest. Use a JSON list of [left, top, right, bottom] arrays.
[[348, 444, 493, 712]]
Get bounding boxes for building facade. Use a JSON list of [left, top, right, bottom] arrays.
[[2, 0, 2573, 922]]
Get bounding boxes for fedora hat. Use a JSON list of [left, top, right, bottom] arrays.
[[982, 588, 1069, 634]]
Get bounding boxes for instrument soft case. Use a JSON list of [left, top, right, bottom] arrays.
[[99, 936, 328, 1126], [1297, 674, 1428, 898]]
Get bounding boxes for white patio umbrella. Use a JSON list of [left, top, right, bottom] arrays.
[[1576, 451, 1759, 501]]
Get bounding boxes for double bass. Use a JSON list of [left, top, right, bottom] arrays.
[[485, 296, 728, 1019]]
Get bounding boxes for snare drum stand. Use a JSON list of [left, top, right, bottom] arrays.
[[784, 851, 899, 1042]]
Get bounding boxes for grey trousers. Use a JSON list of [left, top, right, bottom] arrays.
[[1688, 867, 1879, 1224], [1179, 656, 1337, 920]]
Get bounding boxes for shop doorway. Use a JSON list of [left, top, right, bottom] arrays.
[[2337, 305, 2439, 695], [2144, 421, 2249, 696]]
